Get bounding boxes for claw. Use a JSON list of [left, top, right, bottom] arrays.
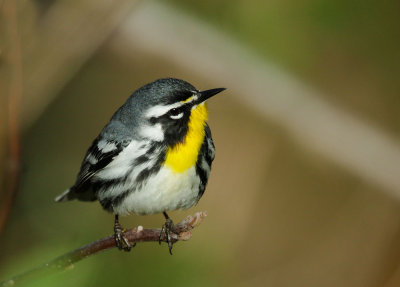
[[159, 212, 176, 255], [114, 215, 133, 252]]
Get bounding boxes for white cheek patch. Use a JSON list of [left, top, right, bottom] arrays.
[[146, 103, 182, 118], [139, 123, 164, 141], [170, 112, 184, 120]]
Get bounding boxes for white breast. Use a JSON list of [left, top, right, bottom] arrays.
[[113, 165, 201, 216]]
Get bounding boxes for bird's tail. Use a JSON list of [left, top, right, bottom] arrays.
[[54, 188, 74, 202]]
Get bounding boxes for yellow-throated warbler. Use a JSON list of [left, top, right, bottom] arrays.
[[55, 78, 225, 253]]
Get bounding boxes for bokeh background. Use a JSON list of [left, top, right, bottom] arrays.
[[1, 0, 400, 286]]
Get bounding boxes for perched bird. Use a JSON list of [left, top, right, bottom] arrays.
[[55, 78, 225, 253]]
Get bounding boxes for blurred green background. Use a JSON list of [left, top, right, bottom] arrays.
[[1, 0, 400, 286]]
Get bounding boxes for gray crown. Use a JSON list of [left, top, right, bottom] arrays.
[[99, 78, 197, 140]]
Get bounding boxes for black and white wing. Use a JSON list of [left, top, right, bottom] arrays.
[[55, 136, 131, 202]]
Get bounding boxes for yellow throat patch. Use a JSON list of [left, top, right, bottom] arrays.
[[164, 103, 209, 173]]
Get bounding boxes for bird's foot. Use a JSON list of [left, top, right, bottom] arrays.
[[114, 215, 134, 252], [159, 217, 177, 255]]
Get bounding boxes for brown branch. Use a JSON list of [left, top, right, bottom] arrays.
[[0, 211, 207, 286]]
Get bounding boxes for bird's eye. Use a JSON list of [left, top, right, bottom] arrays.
[[169, 108, 184, 120], [170, 108, 180, 116]]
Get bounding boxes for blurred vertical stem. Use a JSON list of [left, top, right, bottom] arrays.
[[0, 0, 22, 233]]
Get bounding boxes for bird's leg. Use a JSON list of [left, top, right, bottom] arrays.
[[113, 214, 133, 252], [159, 211, 176, 255]]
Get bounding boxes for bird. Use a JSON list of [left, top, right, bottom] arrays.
[[55, 78, 225, 254]]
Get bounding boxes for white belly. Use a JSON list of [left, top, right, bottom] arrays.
[[113, 165, 201, 216]]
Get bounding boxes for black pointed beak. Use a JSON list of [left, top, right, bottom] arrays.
[[197, 87, 226, 103]]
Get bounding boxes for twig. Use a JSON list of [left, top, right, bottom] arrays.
[[0, 211, 207, 286]]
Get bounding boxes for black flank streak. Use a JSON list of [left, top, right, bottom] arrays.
[[196, 164, 207, 198], [134, 154, 149, 166], [204, 151, 213, 166], [92, 177, 126, 194], [100, 198, 114, 212], [196, 137, 211, 198], [109, 145, 166, 209]]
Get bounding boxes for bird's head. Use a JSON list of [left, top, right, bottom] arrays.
[[127, 78, 225, 148]]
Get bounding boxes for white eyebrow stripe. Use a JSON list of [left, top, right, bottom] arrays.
[[145, 102, 183, 118]]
